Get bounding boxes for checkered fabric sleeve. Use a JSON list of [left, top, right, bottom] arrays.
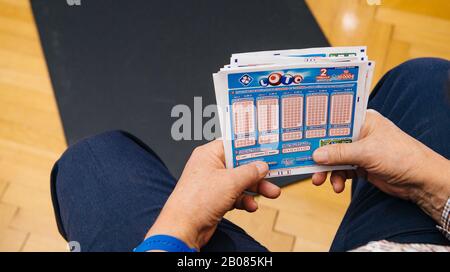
[[437, 197, 450, 240]]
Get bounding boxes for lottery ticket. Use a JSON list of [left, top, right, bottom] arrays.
[[213, 47, 374, 178]]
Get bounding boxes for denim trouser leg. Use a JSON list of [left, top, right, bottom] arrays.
[[51, 131, 267, 252], [330, 58, 450, 251]]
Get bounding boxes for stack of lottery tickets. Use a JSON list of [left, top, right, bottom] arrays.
[[212, 47, 374, 178]]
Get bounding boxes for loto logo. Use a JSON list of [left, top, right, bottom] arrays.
[[259, 73, 303, 87]]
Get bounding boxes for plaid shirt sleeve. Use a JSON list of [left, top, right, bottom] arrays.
[[437, 197, 450, 240]]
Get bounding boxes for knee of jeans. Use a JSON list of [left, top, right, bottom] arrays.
[[63, 130, 129, 154], [51, 132, 129, 240], [391, 58, 449, 83], [54, 130, 168, 183], [395, 57, 447, 71], [50, 130, 137, 239], [54, 130, 131, 174], [387, 57, 450, 97]]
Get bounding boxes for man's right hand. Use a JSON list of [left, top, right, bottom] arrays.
[[312, 109, 450, 223]]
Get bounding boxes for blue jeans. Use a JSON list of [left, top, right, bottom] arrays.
[[51, 58, 450, 252]]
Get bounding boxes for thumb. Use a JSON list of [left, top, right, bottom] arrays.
[[228, 161, 269, 191], [313, 142, 363, 166]]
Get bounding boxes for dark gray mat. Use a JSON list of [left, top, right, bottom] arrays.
[[31, 0, 328, 185]]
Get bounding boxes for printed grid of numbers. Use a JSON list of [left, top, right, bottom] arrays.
[[329, 127, 351, 136], [306, 95, 328, 126], [282, 131, 302, 141], [330, 94, 353, 125], [281, 96, 303, 141], [329, 93, 353, 137], [305, 129, 326, 138], [282, 96, 303, 128], [257, 98, 279, 144], [257, 98, 279, 131], [305, 95, 328, 138], [232, 100, 255, 148]]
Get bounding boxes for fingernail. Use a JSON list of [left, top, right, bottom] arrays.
[[254, 161, 268, 175], [313, 149, 329, 164]]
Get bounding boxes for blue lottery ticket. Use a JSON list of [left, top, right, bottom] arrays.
[[213, 47, 374, 177]]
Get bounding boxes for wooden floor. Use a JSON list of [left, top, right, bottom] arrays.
[[0, 0, 449, 252]]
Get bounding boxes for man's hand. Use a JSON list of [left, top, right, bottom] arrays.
[[146, 140, 281, 250], [312, 109, 450, 223]]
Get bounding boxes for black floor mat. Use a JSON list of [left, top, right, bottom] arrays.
[[31, 0, 328, 185]]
